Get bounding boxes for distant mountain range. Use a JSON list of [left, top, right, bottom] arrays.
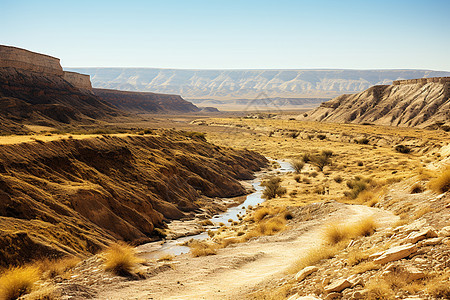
[[68, 68, 450, 102]]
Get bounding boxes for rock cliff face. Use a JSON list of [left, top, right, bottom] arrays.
[[0, 45, 124, 133], [69, 68, 450, 102], [0, 45, 64, 76], [0, 133, 268, 266], [93, 88, 200, 113], [301, 77, 450, 128], [63, 71, 92, 90], [0, 67, 122, 133]]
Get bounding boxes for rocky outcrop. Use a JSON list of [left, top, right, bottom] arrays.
[[69, 68, 450, 101], [63, 71, 92, 90], [0, 45, 64, 76], [0, 133, 268, 267], [93, 88, 200, 113], [0, 67, 122, 133], [301, 78, 450, 128]]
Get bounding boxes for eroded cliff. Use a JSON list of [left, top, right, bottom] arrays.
[[0, 132, 268, 267], [301, 77, 450, 128]]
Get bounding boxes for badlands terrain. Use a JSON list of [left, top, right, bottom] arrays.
[[0, 45, 449, 300]]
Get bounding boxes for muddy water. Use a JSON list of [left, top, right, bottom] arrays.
[[138, 160, 294, 258]]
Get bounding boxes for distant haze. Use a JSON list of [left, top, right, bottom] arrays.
[[69, 68, 450, 100]]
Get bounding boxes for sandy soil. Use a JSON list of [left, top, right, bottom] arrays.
[[94, 202, 398, 300]]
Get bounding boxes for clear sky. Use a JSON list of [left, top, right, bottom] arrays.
[[1, 0, 449, 70]]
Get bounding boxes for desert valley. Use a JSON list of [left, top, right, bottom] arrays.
[[0, 43, 448, 300], [1, 2, 450, 298]]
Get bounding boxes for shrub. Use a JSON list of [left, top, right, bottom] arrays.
[[410, 183, 424, 194], [317, 134, 326, 140], [262, 177, 286, 199], [355, 138, 370, 144], [301, 153, 311, 163], [345, 179, 368, 199], [357, 161, 363, 166], [103, 242, 142, 276], [310, 153, 331, 171], [333, 175, 343, 183], [321, 150, 333, 158], [189, 240, 218, 257], [184, 131, 206, 141], [429, 166, 450, 193], [290, 160, 305, 173], [395, 145, 411, 154], [294, 175, 301, 182], [0, 266, 39, 300], [35, 256, 80, 279], [323, 217, 377, 245]]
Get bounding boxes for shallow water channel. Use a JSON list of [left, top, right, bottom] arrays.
[[138, 160, 294, 258]]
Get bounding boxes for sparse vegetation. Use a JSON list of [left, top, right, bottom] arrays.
[[262, 177, 287, 199], [290, 160, 304, 173], [395, 144, 411, 154], [0, 266, 39, 300], [103, 242, 143, 276], [323, 217, 377, 245], [428, 166, 450, 193]]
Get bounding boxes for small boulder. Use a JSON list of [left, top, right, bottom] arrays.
[[295, 266, 319, 281], [406, 228, 438, 244], [438, 226, 450, 237], [402, 265, 426, 282], [373, 243, 417, 264], [325, 292, 341, 300], [419, 237, 443, 246], [324, 278, 351, 293]]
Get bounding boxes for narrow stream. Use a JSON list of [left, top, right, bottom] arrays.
[[138, 160, 294, 258]]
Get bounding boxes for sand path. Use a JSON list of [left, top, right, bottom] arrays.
[[95, 202, 398, 300]]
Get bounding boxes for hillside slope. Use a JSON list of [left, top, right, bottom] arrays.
[[0, 68, 123, 134], [301, 77, 450, 128], [93, 88, 200, 113], [0, 132, 267, 267], [69, 68, 450, 100]]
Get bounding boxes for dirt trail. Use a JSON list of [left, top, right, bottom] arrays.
[[95, 202, 398, 300]]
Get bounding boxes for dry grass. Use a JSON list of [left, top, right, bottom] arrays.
[[156, 254, 174, 262], [0, 266, 40, 300], [365, 278, 395, 300], [288, 243, 343, 274], [426, 271, 450, 299], [346, 249, 370, 266], [290, 160, 304, 173], [103, 242, 143, 276], [323, 217, 377, 245], [189, 240, 218, 257], [34, 256, 80, 279], [23, 285, 60, 300], [428, 166, 450, 193], [352, 261, 380, 274]]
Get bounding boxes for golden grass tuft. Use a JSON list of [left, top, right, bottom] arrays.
[[428, 166, 450, 193], [352, 261, 380, 274], [323, 217, 377, 245], [103, 242, 143, 276], [365, 278, 395, 300], [156, 254, 174, 262], [189, 240, 218, 257], [0, 266, 40, 300], [288, 243, 343, 274], [34, 256, 80, 279]]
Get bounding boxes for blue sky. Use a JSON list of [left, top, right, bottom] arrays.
[[1, 0, 449, 70]]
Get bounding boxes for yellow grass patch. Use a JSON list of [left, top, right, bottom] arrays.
[[428, 166, 450, 193], [103, 242, 143, 276], [0, 266, 40, 300]]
